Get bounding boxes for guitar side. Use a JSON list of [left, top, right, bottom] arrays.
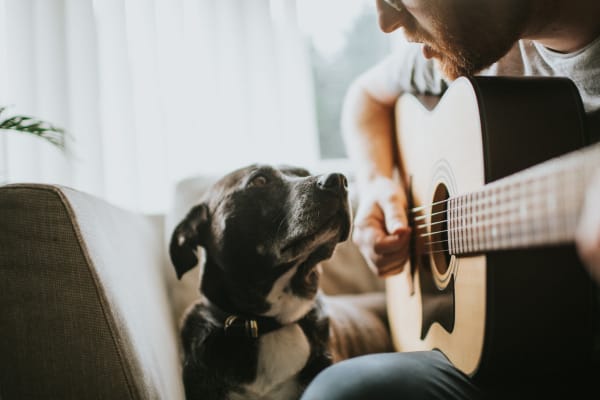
[[386, 76, 596, 381]]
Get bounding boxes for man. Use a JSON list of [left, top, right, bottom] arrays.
[[301, 0, 600, 398]]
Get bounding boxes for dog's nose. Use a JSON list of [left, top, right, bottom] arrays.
[[317, 173, 348, 192]]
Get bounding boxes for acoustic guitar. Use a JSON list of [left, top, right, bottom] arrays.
[[386, 76, 599, 382]]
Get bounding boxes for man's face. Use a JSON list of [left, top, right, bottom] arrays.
[[376, 0, 531, 79]]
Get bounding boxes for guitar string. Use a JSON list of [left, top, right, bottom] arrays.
[[414, 196, 579, 238], [417, 208, 577, 239], [417, 210, 576, 250], [411, 191, 564, 221], [408, 153, 593, 217], [394, 144, 599, 256], [409, 186, 547, 216], [380, 207, 574, 257], [407, 176, 581, 230], [417, 219, 575, 256], [413, 181, 591, 256], [411, 182, 575, 222], [411, 186, 579, 240]]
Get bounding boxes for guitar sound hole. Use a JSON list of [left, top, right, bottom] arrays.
[[431, 183, 450, 275]]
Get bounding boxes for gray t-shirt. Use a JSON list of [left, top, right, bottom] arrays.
[[383, 36, 600, 138], [483, 37, 600, 113]]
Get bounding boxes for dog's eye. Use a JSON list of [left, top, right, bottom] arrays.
[[248, 174, 268, 187]]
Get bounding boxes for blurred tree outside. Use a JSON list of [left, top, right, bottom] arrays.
[[309, 6, 391, 159]]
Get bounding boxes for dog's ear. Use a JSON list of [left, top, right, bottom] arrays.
[[169, 203, 210, 279]]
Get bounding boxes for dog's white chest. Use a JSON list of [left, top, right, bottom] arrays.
[[235, 323, 310, 400]]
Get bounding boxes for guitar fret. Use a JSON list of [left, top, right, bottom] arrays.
[[468, 192, 477, 253], [471, 192, 477, 252], [523, 177, 534, 245], [470, 193, 475, 253], [499, 186, 507, 250], [461, 195, 466, 254], [513, 181, 521, 248], [449, 198, 456, 254], [456, 196, 465, 253], [461, 196, 471, 253], [510, 181, 519, 248], [454, 196, 459, 253], [461, 194, 471, 253], [475, 192, 480, 251], [455, 197, 460, 254]]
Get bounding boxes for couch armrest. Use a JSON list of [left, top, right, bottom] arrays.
[[0, 184, 184, 400]]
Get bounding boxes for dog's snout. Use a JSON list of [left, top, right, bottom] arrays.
[[317, 173, 348, 193]]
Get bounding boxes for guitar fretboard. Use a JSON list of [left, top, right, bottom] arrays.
[[445, 142, 600, 255]]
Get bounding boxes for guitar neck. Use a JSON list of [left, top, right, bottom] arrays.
[[446, 142, 600, 255]]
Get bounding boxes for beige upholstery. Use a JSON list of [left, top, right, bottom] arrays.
[[0, 184, 185, 400]]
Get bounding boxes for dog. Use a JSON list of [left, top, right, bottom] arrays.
[[169, 164, 392, 400]]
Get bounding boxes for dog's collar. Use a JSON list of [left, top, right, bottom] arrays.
[[222, 314, 283, 338], [206, 299, 285, 339]]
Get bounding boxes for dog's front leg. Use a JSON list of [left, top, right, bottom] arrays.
[[296, 297, 334, 389]]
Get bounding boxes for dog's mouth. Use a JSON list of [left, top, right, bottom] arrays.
[[280, 209, 350, 258]]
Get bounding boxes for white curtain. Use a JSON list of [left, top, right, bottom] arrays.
[[0, 0, 319, 213]]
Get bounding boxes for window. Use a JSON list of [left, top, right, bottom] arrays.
[[299, 0, 392, 160]]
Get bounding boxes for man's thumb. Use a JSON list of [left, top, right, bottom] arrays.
[[382, 201, 408, 235]]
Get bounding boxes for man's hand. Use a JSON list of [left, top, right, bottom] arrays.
[[575, 169, 600, 284], [352, 176, 411, 277]]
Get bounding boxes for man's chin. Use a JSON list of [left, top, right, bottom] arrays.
[[435, 56, 489, 81], [434, 58, 462, 81], [423, 47, 465, 80]]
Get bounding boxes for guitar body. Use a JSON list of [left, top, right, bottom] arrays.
[[386, 76, 596, 382]]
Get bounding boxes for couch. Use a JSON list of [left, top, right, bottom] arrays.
[[0, 177, 382, 399]]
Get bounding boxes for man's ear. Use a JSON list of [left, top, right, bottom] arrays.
[[169, 203, 210, 279]]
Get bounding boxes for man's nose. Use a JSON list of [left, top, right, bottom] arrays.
[[377, 0, 404, 33], [317, 173, 348, 193]]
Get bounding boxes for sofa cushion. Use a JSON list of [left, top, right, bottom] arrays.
[[0, 184, 185, 400]]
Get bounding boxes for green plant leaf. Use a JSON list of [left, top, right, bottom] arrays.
[[0, 106, 66, 150]]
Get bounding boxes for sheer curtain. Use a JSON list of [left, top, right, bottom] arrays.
[[0, 0, 319, 213]]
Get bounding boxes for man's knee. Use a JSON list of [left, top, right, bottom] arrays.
[[301, 352, 438, 400]]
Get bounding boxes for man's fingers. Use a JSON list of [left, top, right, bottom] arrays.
[[575, 170, 600, 284], [352, 176, 412, 277], [373, 229, 411, 254], [352, 223, 383, 250], [381, 192, 408, 234], [354, 226, 410, 277], [374, 248, 410, 277]]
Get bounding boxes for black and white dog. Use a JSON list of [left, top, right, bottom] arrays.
[[169, 164, 391, 400]]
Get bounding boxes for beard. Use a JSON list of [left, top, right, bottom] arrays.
[[404, 2, 530, 80], [428, 35, 517, 80], [430, 27, 521, 80]]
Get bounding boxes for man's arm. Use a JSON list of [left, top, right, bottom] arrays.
[[341, 62, 411, 277], [341, 43, 448, 277], [576, 169, 600, 284], [341, 64, 399, 187]]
